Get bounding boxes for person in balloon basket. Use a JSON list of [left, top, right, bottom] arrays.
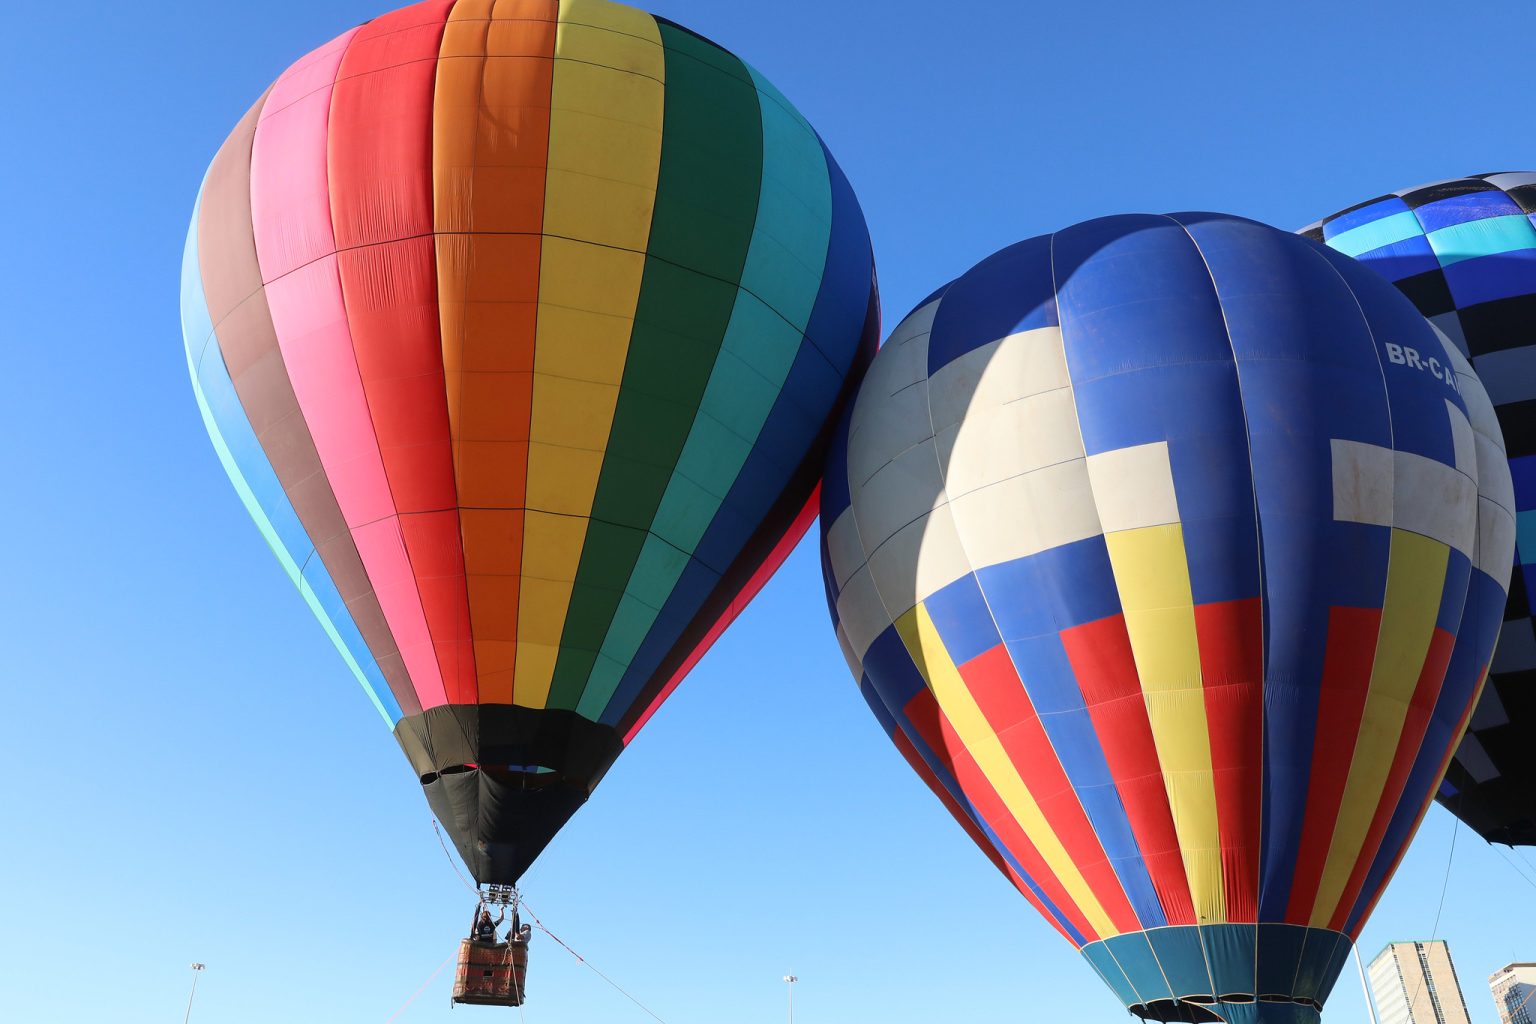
[[470, 907, 504, 945], [508, 917, 531, 947]]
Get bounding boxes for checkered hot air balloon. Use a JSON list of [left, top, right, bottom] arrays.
[[1305, 174, 1536, 847], [180, 0, 878, 886], [820, 213, 1512, 1024]]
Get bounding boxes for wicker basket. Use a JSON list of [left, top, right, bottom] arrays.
[[451, 939, 529, 1006]]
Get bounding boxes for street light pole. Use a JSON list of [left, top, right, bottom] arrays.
[[184, 963, 206, 1024], [783, 974, 797, 1024], [1353, 945, 1379, 1024]]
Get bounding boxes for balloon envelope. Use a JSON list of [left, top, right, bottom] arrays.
[[821, 213, 1512, 1024], [181, 0, 877, 884], [1305, 174, 1536, 845]]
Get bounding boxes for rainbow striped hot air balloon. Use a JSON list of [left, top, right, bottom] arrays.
[[821, 213, 1512, 1024], [1305, 174, 1536, 846], [181, 0, 877, 885]]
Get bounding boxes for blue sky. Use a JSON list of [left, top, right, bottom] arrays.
[[3, 1, 1535, 1021]]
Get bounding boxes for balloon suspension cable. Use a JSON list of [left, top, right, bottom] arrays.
[[519, 901, 670, 1024], [431, 817, 478, 895]]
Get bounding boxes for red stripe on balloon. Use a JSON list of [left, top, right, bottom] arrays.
[[902, 686, 1100, 945], [328, 0, 477, 706], [1326, 627, 1455, 931], [886, 726, 1072, 942], [1345, 663, 1484, 939], [957, 644, 1141, 935], [1061, 613, 1196, 926], [1194, 597, 1263, 923], [1284, 606, 1382, 924]]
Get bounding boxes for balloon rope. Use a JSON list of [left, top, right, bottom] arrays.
[[431, 818, 479, 895], [1495, 845, 1536, 893], [1401, 814, 1460, 1016], [1513, 847, 1536, 891], [1427, 813, 1457, 939], [1491, 845, 1536, 1018], [519, 902, 669, 1024], [384, 950, 455, 1023], [513, 891, 527, 1024]]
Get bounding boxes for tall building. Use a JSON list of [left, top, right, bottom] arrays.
[[1491, 963, 1536, 1024], [1367, 941, 1472, 1024]]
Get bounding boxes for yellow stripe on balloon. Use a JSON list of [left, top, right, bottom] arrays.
[[1309, 528, 1447, 927], [895, 604, 1120, 939], [1103, 523, 1226, 923], [513, 0, 664, 707]]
